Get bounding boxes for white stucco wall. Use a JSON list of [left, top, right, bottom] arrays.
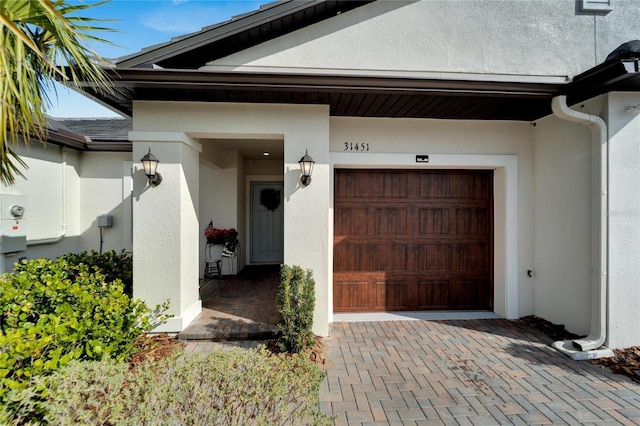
[[79, 152, 133, 253], [532, 92, 640, 348], [204, 0, 640, 79], [532, 114, 593, 335], [0, 142, 132, 273], [199, 150, 243, 277], [606, 92, 640, 349], [130, 135, 202, 332]]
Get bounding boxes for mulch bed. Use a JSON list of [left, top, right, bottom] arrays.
[[264, 336, 329, 367], [591, 348, 640, 383], [128, 334, 328, 369], [128, 334, 185, 369], [308, 336, 328, 366], [517, 315, 582, 341], [518, 315, 640, 383]]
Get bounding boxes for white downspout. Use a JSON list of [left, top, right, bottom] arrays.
[[550, 95, 613, 359], [26, 147, 67, 246]]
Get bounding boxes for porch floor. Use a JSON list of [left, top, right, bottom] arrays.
[[177, 265, 280, 341]]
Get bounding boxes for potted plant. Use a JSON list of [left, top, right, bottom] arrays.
[[204, 221, 226, 244], [222, 229, 238, 257]]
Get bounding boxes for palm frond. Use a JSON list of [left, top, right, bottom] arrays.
[[0, 0, 114, 185]]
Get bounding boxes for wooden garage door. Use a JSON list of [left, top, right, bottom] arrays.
[[333, 169, 493, 312]]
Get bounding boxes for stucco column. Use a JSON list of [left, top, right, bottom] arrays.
[[283, 111, 331, 337], [129, 132, 202, 332], [606, 93, 640, 349]]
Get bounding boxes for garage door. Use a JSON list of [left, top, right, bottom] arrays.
[[333, 169, 493, 312]]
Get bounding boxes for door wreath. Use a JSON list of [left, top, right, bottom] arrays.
[[260, 188, 281, 211]]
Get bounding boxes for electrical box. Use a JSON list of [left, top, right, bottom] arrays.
[[1, 195, 27, 253], [97, 214, 113, 228]]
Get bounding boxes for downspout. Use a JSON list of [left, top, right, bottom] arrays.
[[550, 95, 612, 358], [26, 147, 67, 246]]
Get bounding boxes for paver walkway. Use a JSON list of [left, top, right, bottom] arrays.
[[178, 265, 279, 341], [320, 320, 640, 425]]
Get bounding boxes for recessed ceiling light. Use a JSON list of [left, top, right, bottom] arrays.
[[263, 151, 270, 156]]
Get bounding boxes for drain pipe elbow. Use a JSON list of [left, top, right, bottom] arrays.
[[551, 95, 608, 353]]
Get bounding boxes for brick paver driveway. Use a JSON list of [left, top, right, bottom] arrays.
[[320, 319, 640, 425]]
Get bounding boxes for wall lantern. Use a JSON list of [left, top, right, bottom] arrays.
[[140, 148, 162, 186], [299, 150, 315, 186]]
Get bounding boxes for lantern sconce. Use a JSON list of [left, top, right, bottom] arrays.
[[140, 148, 162, 186], [299, 150, 315, 186]]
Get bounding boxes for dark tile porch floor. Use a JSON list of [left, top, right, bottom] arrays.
[[177, 265, 280, 341]]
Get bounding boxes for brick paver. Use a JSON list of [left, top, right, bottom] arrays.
[[320, 320, 640, 425], [178, 265, 279, 341]]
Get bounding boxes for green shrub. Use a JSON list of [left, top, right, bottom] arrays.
[[58, 250, 133, 296], [0, 256, 168, 405], [3, 347, 332, 425], [276, 264, 316, 353]]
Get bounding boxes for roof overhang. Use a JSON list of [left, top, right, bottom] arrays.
[[78, 68, 566, 121], [568, 58, 640, 104], [72, 58, 640, 122], [45, 120, 132, 152]]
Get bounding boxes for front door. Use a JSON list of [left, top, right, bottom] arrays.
[[250, 182, 284, 263]]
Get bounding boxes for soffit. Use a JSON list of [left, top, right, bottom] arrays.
[[82, 68, 563, 121]]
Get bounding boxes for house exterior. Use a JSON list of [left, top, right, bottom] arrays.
[[4, 0, 640, 357], [0, 118, 133, 270]]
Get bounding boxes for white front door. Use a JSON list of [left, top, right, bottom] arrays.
[[250, 182, 284, 263]]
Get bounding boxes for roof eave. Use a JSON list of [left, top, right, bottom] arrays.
[[75, 67, 565, 119], [568, 58, 640, 104]]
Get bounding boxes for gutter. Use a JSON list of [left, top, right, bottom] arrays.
[[550, 95, 613, 360], [26, 147, 67, 246]]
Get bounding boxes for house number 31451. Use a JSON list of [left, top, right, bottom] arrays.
[[344, 142, 370, 152]]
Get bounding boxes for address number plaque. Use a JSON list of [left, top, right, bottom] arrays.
[[343, 142, 370, 152]]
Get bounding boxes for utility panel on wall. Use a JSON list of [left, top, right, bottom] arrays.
[[0, 195, 27, 253]]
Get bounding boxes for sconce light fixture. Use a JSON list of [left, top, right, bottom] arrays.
[[140, 148, 162, 186], [299, 150, 315, 186]]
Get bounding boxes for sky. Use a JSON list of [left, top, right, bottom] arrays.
[[46, 0, 270, 118]]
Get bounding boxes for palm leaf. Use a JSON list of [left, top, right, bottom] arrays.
[[0, 0, 114, 185]]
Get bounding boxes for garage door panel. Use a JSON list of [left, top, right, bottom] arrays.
[[419, 208, 450, 234], [334, 244, 371, 271], [334, 169, 493, 312], [456, 208, 489, 236], [419, 172, 450, 198], [336, 170, 408, 199], [375, 280, 408, 309], [456, 243, 489, 273], [335, 207, 369, 235], [449, 173, 491, 199], [453, 280, 491, 309], [373, 244, 408, 271], [416, 244, 453, 272], [417, 280, 450, 309], [374, 207, 408, 234], [334, 280, 369, 310]]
